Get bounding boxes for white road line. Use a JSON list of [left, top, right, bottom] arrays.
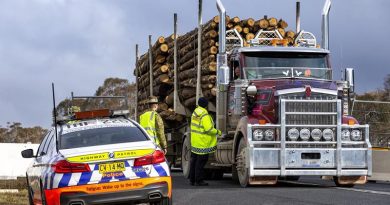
[[281, 180, 390, 196]]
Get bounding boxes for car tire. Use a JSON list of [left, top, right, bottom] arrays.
[[26, 175, 34, 205], [236, 138, 249, 187], [40, 181, 47, 205]]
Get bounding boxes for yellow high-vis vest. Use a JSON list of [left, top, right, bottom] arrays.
[[190, 106, 218, 155], [140, 111, 160, 145]]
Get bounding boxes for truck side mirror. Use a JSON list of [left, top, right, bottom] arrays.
[[217, 65, 230, 85], [21, 149, 35, 158], [344, 68, 355, 93]]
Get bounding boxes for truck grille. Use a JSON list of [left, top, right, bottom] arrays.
[[281, 93, 337, 125]]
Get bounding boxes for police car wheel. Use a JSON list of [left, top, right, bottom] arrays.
[[40, 181, 47, 205], [26, 175, 33, 205]]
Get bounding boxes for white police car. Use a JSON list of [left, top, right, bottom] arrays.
[[22, 109, 171, 205]]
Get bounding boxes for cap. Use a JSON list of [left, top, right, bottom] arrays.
[[147, 96, 158, 104], [198, 97, 208, 108]]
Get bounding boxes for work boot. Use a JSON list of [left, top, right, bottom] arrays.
[[195, 181, 208, 186]]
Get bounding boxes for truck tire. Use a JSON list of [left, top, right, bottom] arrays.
[[333, 176, 355, 188], [181, 136, 191, 178], [236, 138, 249, 187]]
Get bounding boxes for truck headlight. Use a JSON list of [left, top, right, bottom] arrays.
[[322, 129, 334, 141], [351, 130, 362, 141], [264, 129, 275, 141], [341, 129, 350, 141], [311, 129, 322, 141], [300, 128, 310, 141], [253, 129, 264, 141], [287, 128, 299, 141]]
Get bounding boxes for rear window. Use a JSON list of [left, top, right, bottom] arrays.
[[59, 126, 149, 149]]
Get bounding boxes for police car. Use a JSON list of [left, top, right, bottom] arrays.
[[22, 109, 172, 205]]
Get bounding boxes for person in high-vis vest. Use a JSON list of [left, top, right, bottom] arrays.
[[189, 97, 221, 186], [139, 96, 167, 153]]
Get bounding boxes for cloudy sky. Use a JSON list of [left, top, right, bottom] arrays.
[[0, 0, 389, 128]]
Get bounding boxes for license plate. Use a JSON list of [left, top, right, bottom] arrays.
[[302, 160, 320, 167], [99, 162, 125, 174]]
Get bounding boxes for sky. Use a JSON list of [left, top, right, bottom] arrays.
[[0, 0, 389, 128]]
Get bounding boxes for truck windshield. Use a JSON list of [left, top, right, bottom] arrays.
[[244, 52, 331, 80]]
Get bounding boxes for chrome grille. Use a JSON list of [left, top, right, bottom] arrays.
[[281, 93, 337, 125]]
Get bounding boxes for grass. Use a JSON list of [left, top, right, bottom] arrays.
[[0, 178, 29, 205], [0, 189, 29, 205]]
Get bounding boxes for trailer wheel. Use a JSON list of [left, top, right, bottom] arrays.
[[181, 136, 191, 178], [236, 138, 249, 187]]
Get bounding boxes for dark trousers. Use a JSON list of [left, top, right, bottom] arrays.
[[189, 152, 209, 183]]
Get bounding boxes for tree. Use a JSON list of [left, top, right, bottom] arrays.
[[384, 74, 390, 100]]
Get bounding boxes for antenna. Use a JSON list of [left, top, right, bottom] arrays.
[[52, 83, 59, 152]]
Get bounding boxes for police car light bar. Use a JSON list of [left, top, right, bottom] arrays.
[[74, 109, 111, 120]]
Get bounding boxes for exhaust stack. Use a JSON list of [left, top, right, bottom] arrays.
[[321, 0, 331, 50], [296, 1, 301, 34], [217, 0, 226, 54]]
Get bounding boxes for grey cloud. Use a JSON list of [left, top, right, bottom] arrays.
[[0, 0, 389, 127]]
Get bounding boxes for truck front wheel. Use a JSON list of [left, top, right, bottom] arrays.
[[236, 138, 249, 187], [181, 136, 191, 178]]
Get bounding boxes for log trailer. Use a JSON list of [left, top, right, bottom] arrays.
[[134, 0, 372, 187]]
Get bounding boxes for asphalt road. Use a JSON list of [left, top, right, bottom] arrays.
[[171, 171, 390, 205]]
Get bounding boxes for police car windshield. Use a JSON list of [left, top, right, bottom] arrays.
[[59, 126, 149, 149]]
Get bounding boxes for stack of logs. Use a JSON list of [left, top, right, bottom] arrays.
[[135, 15, 293, 126]]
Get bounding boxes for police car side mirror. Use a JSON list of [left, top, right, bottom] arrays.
[[21, 149, 35, 158]]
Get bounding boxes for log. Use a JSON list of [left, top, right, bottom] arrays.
[[153, 64, 170, 78], [165, 92, 174, 106], [277, 28, 286, 38], [180, 88, 196, 99], [201, 83, 214, 89], [285, 30, 296, 39], [268, 17, 278, 27], [229, 16, 240, 24], [155, 55, 167, 64], [246, 33, 255, 41], [278, 19, 288, 29], [184, 96, 197, 107], [257, 18, 269, 29], [242, 18, 255, 27], [234, 25, 243, 33], [153, 84, 172, 97], [153, 44, 169, 57], [242, 27, 250, 34], [178, 67, 216, 81], [152, 36, 165, 51]]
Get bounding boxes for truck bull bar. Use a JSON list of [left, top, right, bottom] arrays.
[[246, 99, 372, 177]]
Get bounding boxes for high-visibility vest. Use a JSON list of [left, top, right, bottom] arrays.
[[190, 106, 217, 155], [140, 111, 160, 145]]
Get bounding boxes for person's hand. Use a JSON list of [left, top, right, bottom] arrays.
[[163, 148, 167, 154]]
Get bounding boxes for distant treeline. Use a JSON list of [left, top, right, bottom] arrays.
[[0, 78, 136, 143], [0, 122, 47, 143]]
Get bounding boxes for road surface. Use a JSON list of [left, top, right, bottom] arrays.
[[171, 171, 390, 205]]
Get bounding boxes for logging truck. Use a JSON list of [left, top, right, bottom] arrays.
[[134, 0, 372, 187]]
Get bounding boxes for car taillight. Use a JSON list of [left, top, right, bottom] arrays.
[[53, 160, 91, 173], [134, 150, 165, 166]]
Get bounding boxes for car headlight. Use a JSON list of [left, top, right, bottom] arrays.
[[311, 129, 322, 141], [264, 129, 275, 141], [341, 129, 350, 141], [322, 128, 334, 141], [351, 130, 362, 141], [300, 128, 310, 141], [253, 129, 264, 141], [287, 128, 299, 141]]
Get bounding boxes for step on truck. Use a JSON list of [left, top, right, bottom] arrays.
[[135, 0, 372, 187]]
